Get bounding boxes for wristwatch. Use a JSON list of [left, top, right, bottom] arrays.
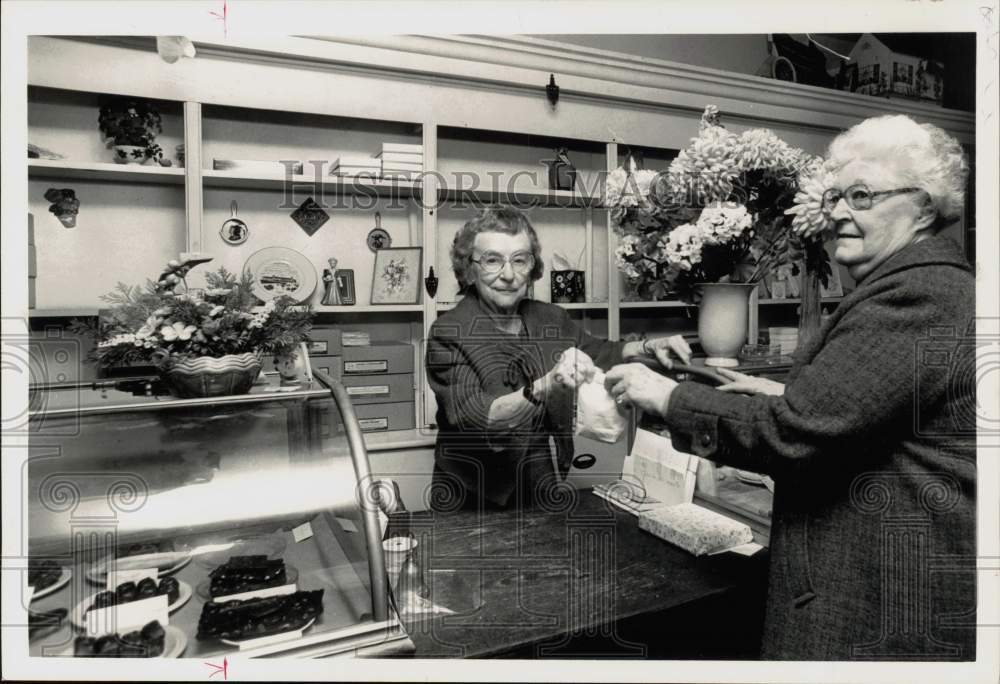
[[522, 381, 542, 405]]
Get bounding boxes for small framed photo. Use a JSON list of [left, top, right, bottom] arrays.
[[371, 247, 422, 305], [335, 269, 356, 305]]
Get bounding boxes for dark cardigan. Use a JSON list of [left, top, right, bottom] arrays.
[[667, 235, 977, 660], [426, 292, 624, 508]]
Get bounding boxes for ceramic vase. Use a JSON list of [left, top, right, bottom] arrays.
[[697, 283, 755, 367], [160, 352, 262, 398], [797, 267, 823, 353]]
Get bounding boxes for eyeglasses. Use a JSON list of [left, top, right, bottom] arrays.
[[821, 184, 924, 214], [471, 251, 535, 275]]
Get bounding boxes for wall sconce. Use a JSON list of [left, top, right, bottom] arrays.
[[546, 74, 560, 107]]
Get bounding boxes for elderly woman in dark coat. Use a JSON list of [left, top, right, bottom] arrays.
[[606, 115, 976, 660], [426, 206, 687, 510]]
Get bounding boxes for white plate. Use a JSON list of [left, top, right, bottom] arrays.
[[30, 566, 71, 601], [86, 552, 191, 585], [71, 580, 192, 630], [59, 625, 187, 658], [244, 247, 317, 304], [219, 616, 316, 646]]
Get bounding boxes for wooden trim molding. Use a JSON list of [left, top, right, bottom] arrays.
[[30, 35, 974, 146]]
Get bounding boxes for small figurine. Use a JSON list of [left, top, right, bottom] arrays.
[[155, 254, 213, 293], [321, 258, 342, 305]]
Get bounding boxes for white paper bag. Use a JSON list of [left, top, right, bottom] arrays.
[[575, 371, 627, 444]]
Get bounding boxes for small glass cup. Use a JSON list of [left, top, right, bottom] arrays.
[[382, 536, 417, 590]]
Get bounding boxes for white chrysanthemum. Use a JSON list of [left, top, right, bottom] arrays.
[[785, 166, 835, 238], [696, 204, 753, 245], [663, 223, 705, 271], [668, 125, 739, 203]]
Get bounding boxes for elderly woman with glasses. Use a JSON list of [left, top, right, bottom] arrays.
[[605, 115, 976, 660], [425, 205, 688, 510]]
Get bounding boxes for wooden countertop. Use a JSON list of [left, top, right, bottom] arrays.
[[387, 493, 768, 658]]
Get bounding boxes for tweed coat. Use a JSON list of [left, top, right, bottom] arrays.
[[426, 292, 624, 509], [666, 235, 976, 660]]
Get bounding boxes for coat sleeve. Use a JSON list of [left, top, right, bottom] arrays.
[[425, 321, 537, 452], [665, 285, 952, 479], [567, 312, 626, 372]]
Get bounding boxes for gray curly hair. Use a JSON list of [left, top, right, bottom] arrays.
[[450, 205, 545, 291], [826, 115, 968, 228]]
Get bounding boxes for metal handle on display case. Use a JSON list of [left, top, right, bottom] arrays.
[[312, 369, 389, 623]]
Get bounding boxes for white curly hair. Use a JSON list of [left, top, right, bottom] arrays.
[[826, 115, 969, 228]]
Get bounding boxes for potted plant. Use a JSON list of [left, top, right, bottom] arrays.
[[97, 97, 166, 165], [71, 258, 313, 397]]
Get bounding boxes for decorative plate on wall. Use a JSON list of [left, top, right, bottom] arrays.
[[244, 247, 317, 304]]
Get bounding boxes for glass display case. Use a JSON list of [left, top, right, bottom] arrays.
[[25, 371, 412, 658]]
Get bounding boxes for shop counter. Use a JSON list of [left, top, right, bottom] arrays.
[[386, 493, 768, 659]]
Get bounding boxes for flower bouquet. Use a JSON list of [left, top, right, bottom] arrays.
[[71, 257, 313, 397], [606, 105, 833, 304]]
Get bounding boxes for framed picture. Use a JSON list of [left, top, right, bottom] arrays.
[[371, 247, 422, 305], [335, 269, 356, 306]]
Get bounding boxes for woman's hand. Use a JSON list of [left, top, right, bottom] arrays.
[[644, 335, 693, 369], [545, 347, 597, 392], [605, 363, 678, 417], [716, 368, 785, 396]]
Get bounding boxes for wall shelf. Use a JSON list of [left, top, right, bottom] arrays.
[[313, 304, 425, 314], [434, 301, 610, 312], [202, 169, 422, 197], [28, 159, 185, 184], [439, 186, 602, 208], [619, 300, 694, 309], [28, 307, 100, 318]]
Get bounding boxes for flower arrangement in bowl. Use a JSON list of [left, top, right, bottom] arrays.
[[97, 96, 167, 165], [71, 256, 312, 397], [606, 105, 834, 363]]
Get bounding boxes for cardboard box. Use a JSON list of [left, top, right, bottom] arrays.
[[342, 342, 413, 375], [307, 327, 343, 357], [341, 373, 414, 405]]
